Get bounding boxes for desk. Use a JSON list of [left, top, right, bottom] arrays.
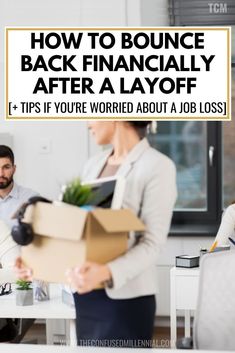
[[0, 284, 76, 345], [0, 344, 230, 353], [170, 267, 200, 348]]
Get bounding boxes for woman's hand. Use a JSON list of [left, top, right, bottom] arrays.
[[14, 257, 33, 281], [66, 262, 112, 294]]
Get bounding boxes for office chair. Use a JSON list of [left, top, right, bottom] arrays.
[[177, 250, 235, 350]]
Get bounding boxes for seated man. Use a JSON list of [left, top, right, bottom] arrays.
[[0, 145, 38, 342], [0, 145, 38, 228]]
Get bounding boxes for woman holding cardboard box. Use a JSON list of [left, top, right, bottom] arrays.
[[15, 121, 177, 347]]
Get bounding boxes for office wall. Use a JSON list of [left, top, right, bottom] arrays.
[[80, 0, 127, 26], [141, 0, 169, 26], [0, 121, 89, 199]]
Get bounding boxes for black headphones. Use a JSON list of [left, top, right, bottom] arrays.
[[11, 196, 52, 246]]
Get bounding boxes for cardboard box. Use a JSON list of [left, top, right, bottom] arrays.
[[22, 202, 145, 283]]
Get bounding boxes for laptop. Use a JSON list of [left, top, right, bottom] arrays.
[[82, 176, 126, 209]]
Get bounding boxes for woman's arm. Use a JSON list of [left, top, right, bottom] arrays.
[[107, 158, 177, 290]]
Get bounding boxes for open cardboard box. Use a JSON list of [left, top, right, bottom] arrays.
[[22, 202, 145, 283]]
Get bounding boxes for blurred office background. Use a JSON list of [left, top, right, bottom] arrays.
[[0, 0, 235, 336]]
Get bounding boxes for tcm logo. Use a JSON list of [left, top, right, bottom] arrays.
[[208, 2, 228, 13]]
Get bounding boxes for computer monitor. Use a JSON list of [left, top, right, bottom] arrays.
[[82, 176, 126, 209]]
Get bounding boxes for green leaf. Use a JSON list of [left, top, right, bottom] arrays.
[[62, 178, 93, 207], [16, 279, 32, 290]]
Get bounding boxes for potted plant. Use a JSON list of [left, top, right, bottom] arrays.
[[61, 178, 93, 207], [15, 279, 33, 306]]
